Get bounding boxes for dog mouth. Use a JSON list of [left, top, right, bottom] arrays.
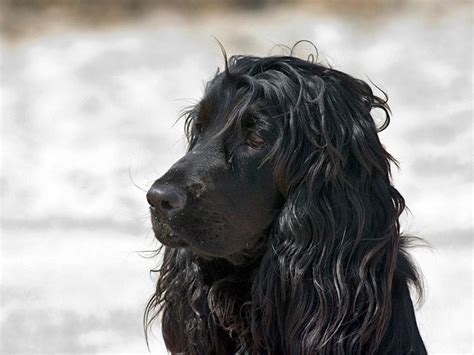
[[150, 210, 233, 256], [150, 210, 188, 247], [149, 207, 267, 263]]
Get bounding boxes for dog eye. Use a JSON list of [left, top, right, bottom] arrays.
[[194, 120, 202, 133], [246, 132, 265, 149]]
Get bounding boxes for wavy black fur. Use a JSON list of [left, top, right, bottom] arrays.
[[145, 46, 427, 354]]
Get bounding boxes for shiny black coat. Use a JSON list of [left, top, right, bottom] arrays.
[[145, 51, 427, 355]]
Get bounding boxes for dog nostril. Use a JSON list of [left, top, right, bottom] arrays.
[[160, 200, 174, 211]]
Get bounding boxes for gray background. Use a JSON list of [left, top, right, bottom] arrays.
[[1, 1, 472, 354]]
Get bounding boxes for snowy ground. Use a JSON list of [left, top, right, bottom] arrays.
[[1, 3, 472, 354]]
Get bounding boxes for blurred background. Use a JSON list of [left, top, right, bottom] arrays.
[[0, 0, 472, 354]]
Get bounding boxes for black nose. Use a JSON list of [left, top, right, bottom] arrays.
[[147, 184, 186, 218]]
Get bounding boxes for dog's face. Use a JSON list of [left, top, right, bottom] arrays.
[[147, 74, 283, 262]]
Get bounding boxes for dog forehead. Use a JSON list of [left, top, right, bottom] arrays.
[[199, 83, 239, 128]]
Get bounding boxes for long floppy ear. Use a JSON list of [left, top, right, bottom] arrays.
[[250, 69, 416, 354]]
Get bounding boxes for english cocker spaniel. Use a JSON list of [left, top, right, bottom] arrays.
[[145, 45, 426, 355]]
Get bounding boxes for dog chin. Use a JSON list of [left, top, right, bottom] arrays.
[[152, 224, 188, 247], [155, 235, 189, 248]]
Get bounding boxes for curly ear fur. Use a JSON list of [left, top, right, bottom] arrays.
[[248, 64, 423, 354], [145, 53, 426, 355]]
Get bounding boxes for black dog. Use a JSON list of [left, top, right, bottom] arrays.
[[145, 48, 427, 354]]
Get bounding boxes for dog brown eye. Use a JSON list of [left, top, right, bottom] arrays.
[[246, 132, 265, 149]]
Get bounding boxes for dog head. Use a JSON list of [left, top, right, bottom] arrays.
[[147, 54, 392, 265], [147, 63, 284, 262]]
